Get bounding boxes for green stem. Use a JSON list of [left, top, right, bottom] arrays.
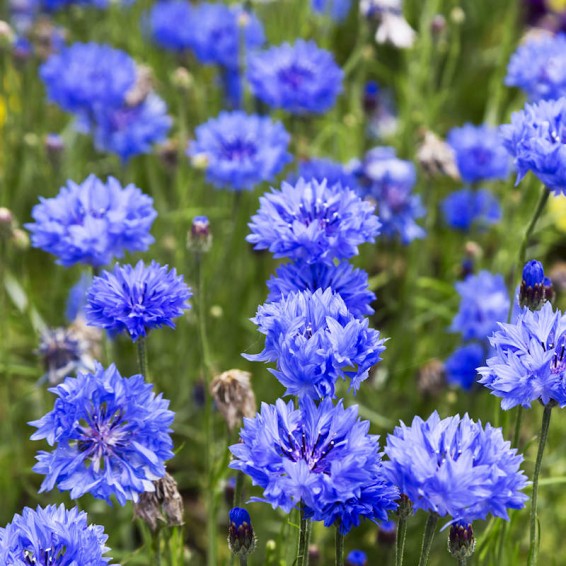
[[457, 558, 467, 566], [233, 470, 245, 509], [239, 558, 248, 566], [136, 336, 148, 381], [512, 405, 523, 449], [417, 513, 439, 566], [335, 527, 344, 566], [518, 187, 550, 272], [396, 514, 408, 566], [296, 506, 311, 566], [528, 404, 553, 566], [152, 530, 162, 566]]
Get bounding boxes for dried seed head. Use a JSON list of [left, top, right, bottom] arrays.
[[210, 369, 256, 431], [134, 473, 184, 532], [417, 358, 446, 397], [417, 130, 460, 180]]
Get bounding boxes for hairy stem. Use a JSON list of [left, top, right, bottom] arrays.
[[417, 513, 439, 566]]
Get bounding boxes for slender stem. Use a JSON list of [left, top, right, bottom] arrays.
[[152, 530, 162, 566], [396, 514, 408, 566], [417, 513, 439, 566], [296, 506, 311, 566], [512, 405, 523, 449], [457, 558, 467, 566], [528, 404, 553, 566], [239, 558, 248, 566], [136, 336, 148, 380], [519, 187, 550, 271], [233, 470, 245, 509], [335, 527, 344, 566]]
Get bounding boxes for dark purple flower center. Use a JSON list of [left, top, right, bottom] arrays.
[[78, 405, 127, 463], [278, 63, 314, 89], [550, 334, 566, 374], [221, 139, 257, 161], [279, 426, 336, 473], [23, 545, 65, 565], [470, 146, 493, 166]]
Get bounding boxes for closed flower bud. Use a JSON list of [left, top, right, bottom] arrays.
[[448, 522, 475, 560], [377, 520, 397, 546], [210, 369, 256, 431], [158, 139, 179, 171], [520, 260, 553, 310], [45, 133, 65, 165], [134, 472, 184, 532], [11, 228, 30, 250], [187, 216, 212, 254], [346, 549, 368, 566], [0, 207, 14, 239], [308, 544, 321, 565], [397, 493, 413, 520], [172, 67, 193, 91], [228, 507, 256, 558], [430, 14, 447, 37]]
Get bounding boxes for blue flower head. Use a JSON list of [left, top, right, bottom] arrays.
[[40, 42, 136, 115], [147, 0, 194, 51], [244, 288, 386, 398], [479, 301, 566, 409], [188, 111, 291, 191], [91, 93, 172, 162], [447, 124, 510, 183], [288, 158, 362, 194], [267, 261, 376, 318], [346, 549, 368, 566], [247, 178, 380, 263], [383, 411, 528, 523], [523, 259, 545, 287], [501, 97, 566, 194], [311, 0, 352, 22], [506, 34, 566, 102], [247, 40, 344, 115], [230, 397, 399, 534], [451, 271, 510, 341], [0, 504, 112, 565], [441, 188, 501, 231], [30, 363, 175, 504], [85, 261, 191, 341], [188, 3, 264, 69], [360, 147, 425, 244], [26, 175, 157, 267], [445, 343, 484, 390], [519, 259, 554, 310]]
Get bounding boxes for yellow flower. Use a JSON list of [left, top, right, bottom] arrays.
[[549, 194, 566, 233], [548, 0, 566, 12]]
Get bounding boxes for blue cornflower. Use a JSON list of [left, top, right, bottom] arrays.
[[30, 363, 175, 504], [85, 261, 191, 342], [441, 188, 501, 231], [247, 178, 380, 263], [311, 0, 352, 22], [244, 288, 385, 398], [43, 0, 110, 9], [188, 111, 291, 191], [506, 34, 566, 102], [0, 504, 112, 565], [40, 42, 136, 115], [287, 158, 362, 194], [445, 343, 484, 390], [451, 271, 510, 341], [501, 97, 566, 194], [346, 549, 368, 566], [230, 397, 399, 534], [26, 175, 157, 267], [359, 147, 425, 244], [447, 124, 510, 183], [90, 93, 171, 162], [247, 40, 344, 115], [267, 261, 376, 318], [383, 411, 528, 523], [147, 0, 194, 51], [188, 3, 264, 69], [478, 301, 566, 409]]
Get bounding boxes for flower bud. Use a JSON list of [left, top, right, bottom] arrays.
[[11, 228, 30, 250], [308, 544, 321, 565], [417, 359, 446, 397], [172, 67, 193, 91], [0, 207, 14, 239], [346, 549, 367, 566], [397, 494, 413, 520], [377, 519, 397, 546], [45, 133, 65, 165], [448, 522, 475, 561], [363, 81, 380, 115], [228, 507, 256, 558], [210, 369, 256, 431], [520, 260, 553, 310], [187, 216, 212, 254]]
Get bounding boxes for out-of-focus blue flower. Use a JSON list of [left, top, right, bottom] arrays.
[[447, 124, 510, 184], [451, 271, 509, 341], [445, 343, 484, 390], [26, 175, 157, 267], [311, 0, 352, 22], [0, 504, 112, 565], [43, 0, 110, 9], [287, 158, 362, 193], [85, 261, 191, 342], [267, 261, 376, 318], [244, 288, 385, 398], [506, 34, 566, 102], [189, 3, 264, 69], [147, 0, 194, 51], [40, 42, 136, 115], [479, 301, 566, 409], [9, 0, 40, 34], [90, 93, 172, 162], [441, 188, 501, 231], [346, 549, 368, 566], [359, 147, 425, 244], [188, 111, 291, 191], [30, 363, 175, 504], [220, 67, 243, 110], [66, 273, 93, 321], [501, 98, 566, 194], [230, 397, 399, 533], [247, 40, 343, 115], [383, 411, 528, 522], [247, 178, 380, 263]]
